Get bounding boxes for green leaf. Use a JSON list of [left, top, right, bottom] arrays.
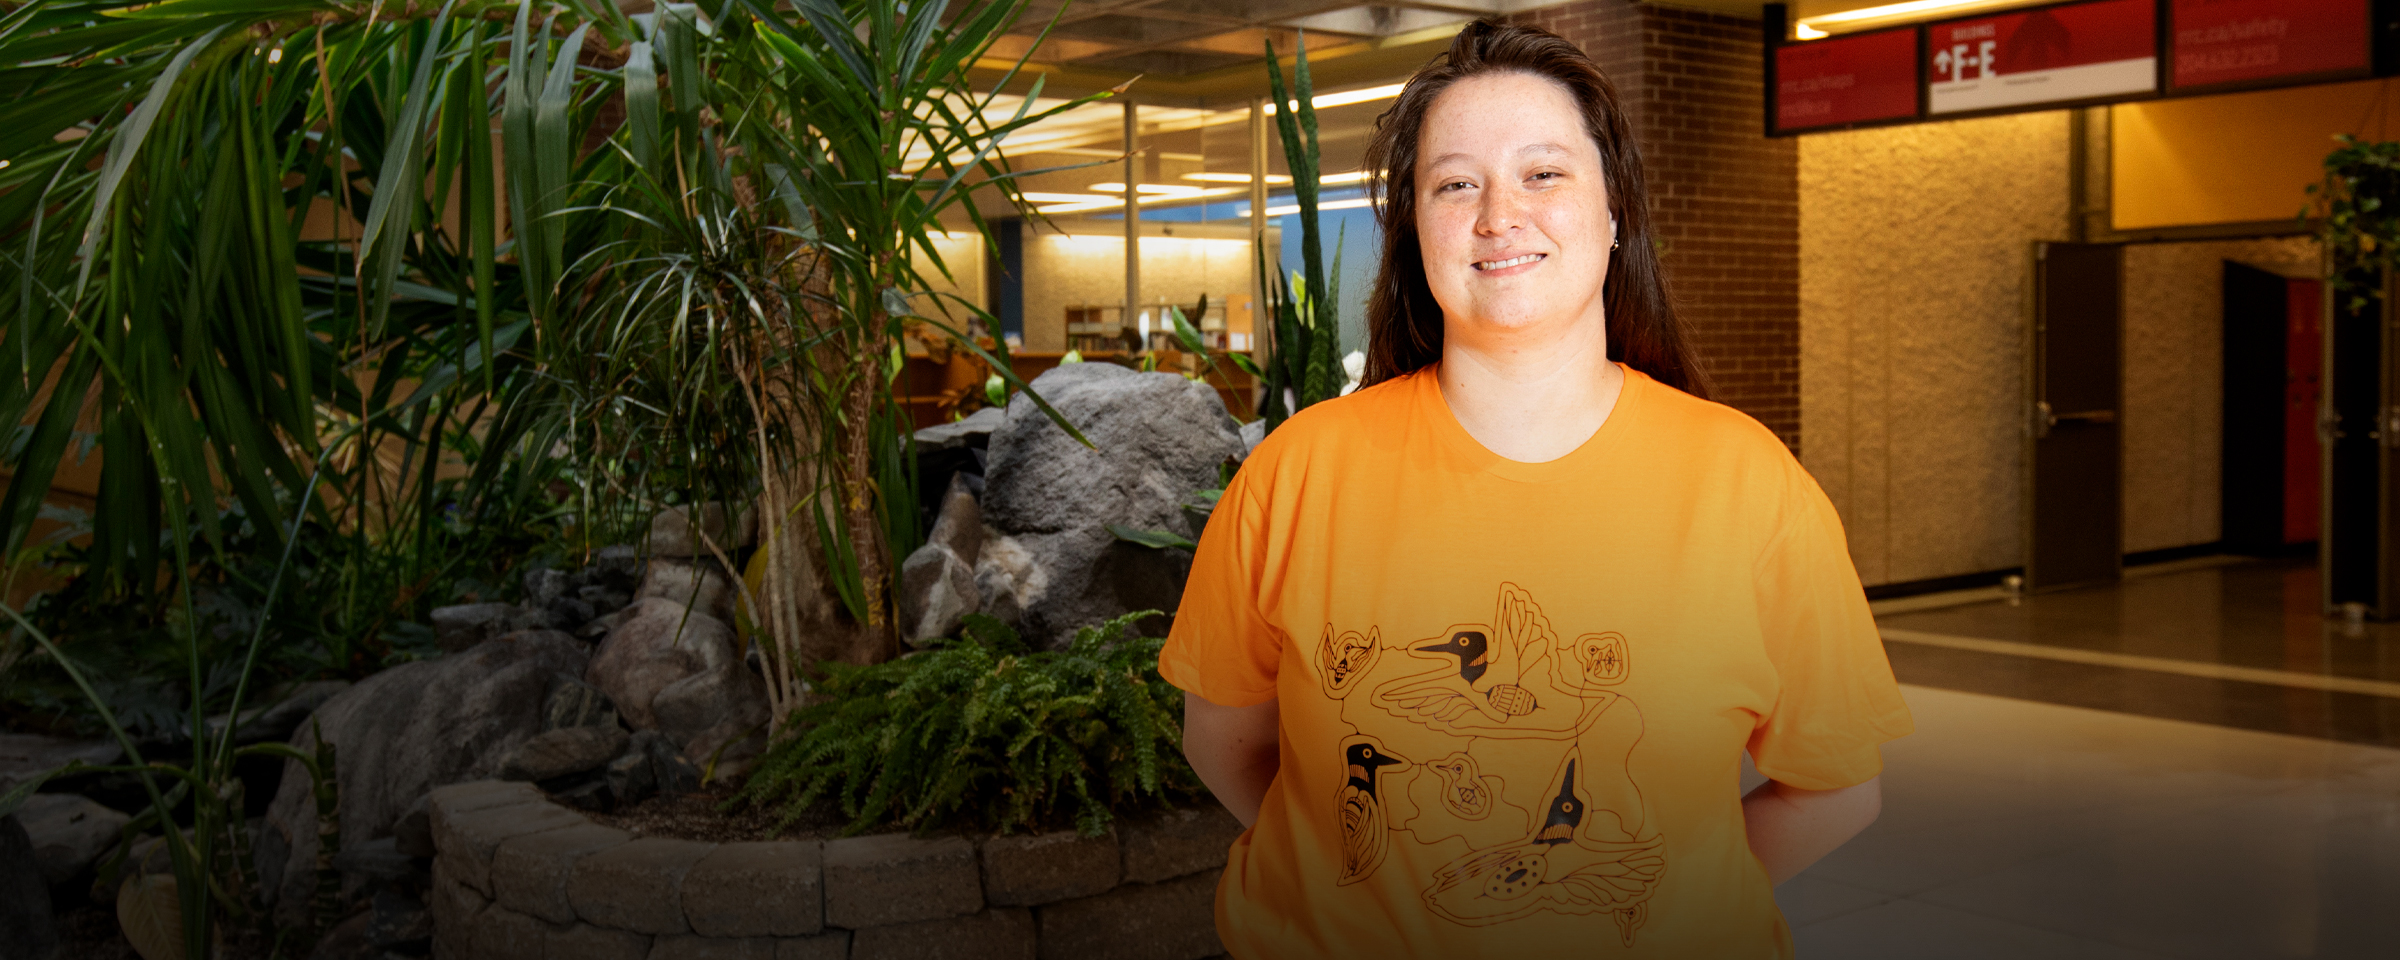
[[1105, 523, 1197, 551]]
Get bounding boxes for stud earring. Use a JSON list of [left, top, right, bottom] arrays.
[[1610, 238, 1620, 251]]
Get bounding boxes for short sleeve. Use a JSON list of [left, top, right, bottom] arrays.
[[1745, 469, 1914, 791], [1158, 464, 1284, 707]]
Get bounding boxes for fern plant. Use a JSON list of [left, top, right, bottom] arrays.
[[735, 610, 1201, 837]]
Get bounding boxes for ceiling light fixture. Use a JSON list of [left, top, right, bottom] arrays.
[[1794, 22, 1829, 39], [1086, 182, 1207, 195], [1799, 0, 2021, 32], [1263, 82, 1406, 115], [1180, 172, 1294, 184], [1263, 197, 1375, 217]]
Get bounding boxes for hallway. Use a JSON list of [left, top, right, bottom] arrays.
[[1767, 559, 2400, 958]]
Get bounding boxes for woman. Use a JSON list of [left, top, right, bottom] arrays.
[[1161, 20, 1912, 959]]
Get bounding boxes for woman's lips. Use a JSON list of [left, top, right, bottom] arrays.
[[1472, 252, 1545, 273]]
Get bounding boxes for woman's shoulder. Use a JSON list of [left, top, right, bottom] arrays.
[[1628, 367, 1793, 462], [1246, 370, 1419, 458]]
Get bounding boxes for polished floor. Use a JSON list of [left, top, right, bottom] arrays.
[[1877, 558, 2400, 749], [1763, 559, 2400, 959]]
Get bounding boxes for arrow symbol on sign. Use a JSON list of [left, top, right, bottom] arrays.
[[1934, 49, 1953, 77]]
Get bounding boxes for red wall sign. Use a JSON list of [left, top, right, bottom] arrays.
[[1776, 28, 1921, 132], [1926, 0, 2159, 114], [2170, 0, 2371, 90]]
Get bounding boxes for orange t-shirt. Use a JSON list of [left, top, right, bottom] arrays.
[[1159, 365, 1913, 959]]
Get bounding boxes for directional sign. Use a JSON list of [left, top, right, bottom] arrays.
[[2170, 0, 2371, 90], [1927, 0, 2159, 114], [1775, 27, 1920, 133]]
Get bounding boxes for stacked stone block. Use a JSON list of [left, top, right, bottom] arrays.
[[427, 781, 1241, 960]]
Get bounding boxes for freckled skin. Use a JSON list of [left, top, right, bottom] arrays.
[[1414, 72, 1615, 344]]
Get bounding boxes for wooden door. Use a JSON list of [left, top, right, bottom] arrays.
[[2027, 242, 2124, 591]]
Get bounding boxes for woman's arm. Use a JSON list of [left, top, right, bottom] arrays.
[[1741, 775, 1882, 886], [1183, 693, 1281, 828]]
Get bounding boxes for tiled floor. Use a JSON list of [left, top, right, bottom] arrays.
[[1771, 559, 2400, 958], [1764, 685, 2400, 959], [1878, 558, 2400, 749]]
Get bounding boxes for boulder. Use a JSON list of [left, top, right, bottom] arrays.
[[525, 567, 574, 608], [636, 559, 740, 625], [431, 603, 516, 652], [206, 680, 354, 746], [499, 726, 630, 783], [927, 472, 984, 562], [544, 679, 618, 732], [0, 815, 58, 960], [258, 630, 590, 925], [0, 734, 119, 791], [978, 363, 1242, 646], [897, 544, 978, 646], [606, 730, 700, 807], [912, 405, 1006, 451], [587, 600, 767, 768], [647, 503, 758, 558], [16, 793, 130, 887], [1239, 417, 1266, 454]]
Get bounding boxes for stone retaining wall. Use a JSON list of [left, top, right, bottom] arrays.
[[427, 781, 1241, 960]]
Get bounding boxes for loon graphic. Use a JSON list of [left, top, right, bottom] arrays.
[[1337, 740, 1405, 885]]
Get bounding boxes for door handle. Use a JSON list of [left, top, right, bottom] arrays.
[[2033, 401, 2116, 438]]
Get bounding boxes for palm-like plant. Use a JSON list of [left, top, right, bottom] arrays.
[[3, 0, 1102, 950]]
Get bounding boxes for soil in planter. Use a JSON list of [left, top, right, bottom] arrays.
[[576, 783, 850, 844]]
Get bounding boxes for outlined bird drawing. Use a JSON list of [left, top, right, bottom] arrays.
[[1336, 737, 1407, 885]]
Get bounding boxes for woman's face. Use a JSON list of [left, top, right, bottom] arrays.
[[1414, 71, 1613, 341]]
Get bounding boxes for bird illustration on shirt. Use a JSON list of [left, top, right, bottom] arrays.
[[1336, 738, 1406, 885], [1533, 759, 1585, 845], [1376, 584, 1595, 733]]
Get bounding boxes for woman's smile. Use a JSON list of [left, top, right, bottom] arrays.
[[1473, 252, 1547, 273]]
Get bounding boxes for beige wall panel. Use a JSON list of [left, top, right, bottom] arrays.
[[909, 232, 989, 341], [1019, 227, 1257, 353], [2119, 236, 2319, 554], [1801, 112, 2070, 586]]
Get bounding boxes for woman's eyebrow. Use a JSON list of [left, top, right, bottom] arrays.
[[1424, 142, 1573, 169]]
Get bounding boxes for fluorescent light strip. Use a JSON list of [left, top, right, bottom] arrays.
[[1035, 185, 1249, 214], [1263, 197, 1375, 217], [1181, 172, 1293, 184], [1803, 0, 2011, 27], [1263, 83, 1406, 115], [1086, 182, 1207, 196]]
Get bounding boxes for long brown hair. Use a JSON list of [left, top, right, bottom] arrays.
[[1359, 20, 1711, 398]]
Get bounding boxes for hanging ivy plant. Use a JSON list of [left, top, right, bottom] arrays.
[[2307, 134, 2400, 312]]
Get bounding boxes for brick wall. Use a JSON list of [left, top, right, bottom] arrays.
[[1516, 0, 1802, 454]]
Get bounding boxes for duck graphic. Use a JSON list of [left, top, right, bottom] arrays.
[[1420, 750, 1666, 939], [1418, 628, 1493, 684], [1375, 583, 1599, 734], [1336, 737, 1407, 885], [1532, 759, 1584, 845]]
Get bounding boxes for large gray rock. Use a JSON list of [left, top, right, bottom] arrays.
[[897, 544, 978, 646], [648, 503, 758, 558], [0, 733, 120, 791], [978, 363, 1242, 646], [0, 815, 58, 960], [430, 603, 517, 652], [258, 631, 590, 925], [587, 599, 768, 770], [498, 726, 630, 783], [207, 680, 353, 745], [637, 559, 741, 625], [912, 405, 1006, 451], [17, 793, 130, 887]]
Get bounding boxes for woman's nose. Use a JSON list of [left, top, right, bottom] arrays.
[[1477, 186, 1525, 235]]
